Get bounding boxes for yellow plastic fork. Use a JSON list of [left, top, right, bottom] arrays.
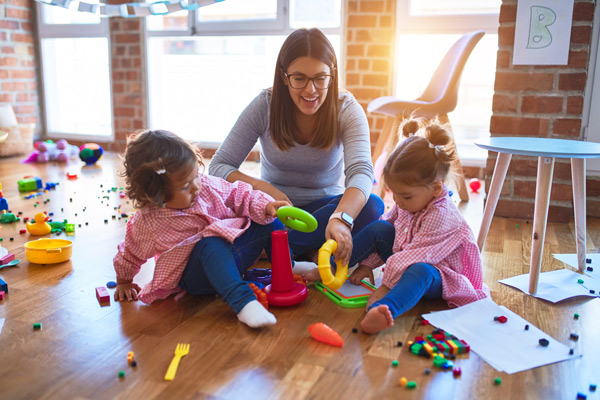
[[164, 343, 190, 381]]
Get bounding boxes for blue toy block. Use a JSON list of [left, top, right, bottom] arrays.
[[0, 278, 7, 293], [0, 197, 8, 211]]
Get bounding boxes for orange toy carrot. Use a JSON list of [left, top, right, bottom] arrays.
[[308, 322, 344, 347]]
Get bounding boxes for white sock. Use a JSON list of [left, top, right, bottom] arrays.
[[237, 300, 276, 328], [292, 261, 318, 274]]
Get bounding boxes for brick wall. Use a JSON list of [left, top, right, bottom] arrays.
[[0, 0, 40, 131], [107, 14, 146, 152], [489, 0, 598, 222], [343, 0, 395, 151]]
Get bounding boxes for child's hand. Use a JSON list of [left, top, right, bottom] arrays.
[[265, 200, 292, 218], [114, 282, 141, 302], [349, 264, 374, 285]]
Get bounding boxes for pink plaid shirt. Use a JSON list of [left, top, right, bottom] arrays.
[[362, 187, 490, 307], [114, 175, 275, 304]]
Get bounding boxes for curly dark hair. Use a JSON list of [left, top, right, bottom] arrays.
[[120, 129, 203, 208]]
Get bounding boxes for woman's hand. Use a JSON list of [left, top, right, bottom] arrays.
[[349, 264, 374, 285], [325, 218, 353, 268], [265, 200, 292, 218], [114, 281, 141, 302], [253, 180, 292, 205]]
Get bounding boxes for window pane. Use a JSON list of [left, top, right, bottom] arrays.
[[41, 38, 112, 136], [394, 34, 497, 151], [146, 10, 189, 31], [197, 0, 277, 23], [409, 0, 501, 16], [147, 35, 340, 144], [290, 0, 341, 29], [41, 2, 101, 24]]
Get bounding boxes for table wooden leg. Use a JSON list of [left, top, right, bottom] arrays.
[[571, 158, 586, 272], [529, 156, 555, 294], [477, 152, 512, 251]]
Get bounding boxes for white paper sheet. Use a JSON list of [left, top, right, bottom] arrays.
[[0, 318, 4, 336], [423, 298, 577, 374], [499, 269, 600, 303], [553, 253, 599, 280]]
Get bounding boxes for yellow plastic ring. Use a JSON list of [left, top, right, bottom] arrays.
[[317, 239, 348, 290]]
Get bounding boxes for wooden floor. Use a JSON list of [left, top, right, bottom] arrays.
[[0, 153, 599, 400]]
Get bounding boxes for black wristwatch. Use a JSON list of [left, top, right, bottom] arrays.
[[329, 211, 354, 229]]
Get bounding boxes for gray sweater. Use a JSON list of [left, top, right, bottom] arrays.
[[208, 89, 374, 206]]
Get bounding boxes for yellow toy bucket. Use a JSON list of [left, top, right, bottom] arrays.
[[24, 238, 73, 264]]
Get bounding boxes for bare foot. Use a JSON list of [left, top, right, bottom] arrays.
[[300, 267, 322, 283], [360, 304, 394, 334]]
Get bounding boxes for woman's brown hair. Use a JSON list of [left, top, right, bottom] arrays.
[[270, 28, 339, 151], [383, 118, 459, 188], [120, 129, 203, 208]]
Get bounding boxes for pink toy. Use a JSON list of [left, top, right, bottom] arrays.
[[469, 178, 481, 193], [24, 139, 79, 163], [263, 230, 308, 306]]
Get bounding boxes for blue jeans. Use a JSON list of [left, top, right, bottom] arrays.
[[349, 220, 443, 319], [179, 219, 284, 313], [288, 193, 384, 257]]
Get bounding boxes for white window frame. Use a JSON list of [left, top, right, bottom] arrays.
[[36, 3, 114, 142], [145, 0, 344, 149], [395, 0, 500, 167]]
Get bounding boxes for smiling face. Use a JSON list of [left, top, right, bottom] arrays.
[[387, 179, 442, 214], [164, 164, 201, 209], [282, 56, 332, 116]]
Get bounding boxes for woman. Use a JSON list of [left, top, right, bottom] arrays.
[[209, 28, 384, 268]]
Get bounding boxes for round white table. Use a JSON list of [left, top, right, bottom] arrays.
[[475, 137, 600, 294]]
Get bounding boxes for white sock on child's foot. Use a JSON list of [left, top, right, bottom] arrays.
[[237, 300, 276, 328], [292, 261, 318, 274]]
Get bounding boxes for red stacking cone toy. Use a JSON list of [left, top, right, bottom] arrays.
[[264, 230, 308, 306]]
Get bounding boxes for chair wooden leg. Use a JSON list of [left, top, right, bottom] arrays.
[[372, 116, 396, 165]]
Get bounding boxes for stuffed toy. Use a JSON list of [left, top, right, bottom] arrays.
[[24, 139, 79, 163]]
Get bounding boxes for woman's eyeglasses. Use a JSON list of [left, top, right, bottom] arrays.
[[283, 72, 334, 90]]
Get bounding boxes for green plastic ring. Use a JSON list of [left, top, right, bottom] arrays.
[[276, 206, 318, 233]]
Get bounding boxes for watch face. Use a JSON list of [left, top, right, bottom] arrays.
[[341, 212, 353, 225]]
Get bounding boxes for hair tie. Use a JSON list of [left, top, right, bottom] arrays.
[[155, 168, 166, 175], [428, 143, 445, 151]]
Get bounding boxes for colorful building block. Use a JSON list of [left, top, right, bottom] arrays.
[[96, 286, 110, 304], [0, 291, 5, 300], [1, 253, 15, 265], [18, 177, 42, 192], [0, 278, 7, 293]]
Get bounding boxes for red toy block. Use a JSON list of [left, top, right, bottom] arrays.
[[0, 291, 5, 300], [96, 286, 110, 304], [0, 253, 15, 265]]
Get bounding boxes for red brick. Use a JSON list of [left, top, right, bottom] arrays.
[[21, 22, 32, 32], [558, 72, 587, 91], [496, 50, 511, 68], [10, 33, 33, 43], [379, 15, 392, 28], [366, 44, 391, 58], [0, 93, 15, 102], [490, 116, 550, 135], [16, 92, 37, 102], [346, 73, 360, 86], [114, 34, 140, 44], [553, 118, 582, 137], [0, 70, 8, 79], [347, 44, 365, 57], [348, 15, 378, 28], [346, 59, 356, 71], [358, 59, 369, 70], [521, 96, 563, 114], [566, 49, 589, 69], [347, 1, 358, 13], [123, 20, 140, 30], [573, 2, 595, 21], [13, 105, 34, 114], [492, 94, 518, 112], [0, 57, 18, 66], [6, 8, 29, 19], [570, 25, 592, 45], [363, 73, 388, 87], [360, 1, 384, 13], [505, 158, 538, 178], [372, 59, 389, 72], [0, 20, 19, 29], [566, 96, 583, 115], [11, 69, 34, 79], [494, 72, 554, 91], [498, 26, 515, 46], [346, 30, 353, 42], [9, 0, 32, 6], [114, 107, 135, 117], [2, 81, 27, 91], [1, 46, 15, 54], [588, 178, 600, 197], [350, 88, 387, 102], [499, 4, 517, 23]]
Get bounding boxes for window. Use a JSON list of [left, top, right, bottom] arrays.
[[36, 1, 113, 140], [395, 0, 501, 166], [146, 0, 342, 146]]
